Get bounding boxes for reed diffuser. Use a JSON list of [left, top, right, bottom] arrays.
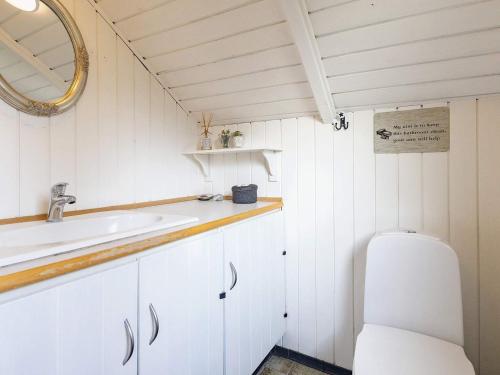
[[200, 112, 213, 150]]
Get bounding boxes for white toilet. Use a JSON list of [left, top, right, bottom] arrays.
[[353, 232, 475, 375]]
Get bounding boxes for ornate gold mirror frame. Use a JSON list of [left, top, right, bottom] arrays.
[[0, 0, 89, 117]]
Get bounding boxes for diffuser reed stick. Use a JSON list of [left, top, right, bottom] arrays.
[[201, 112, 213, 137]]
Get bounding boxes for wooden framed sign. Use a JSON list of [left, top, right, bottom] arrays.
[[374, 107, 450, 154]]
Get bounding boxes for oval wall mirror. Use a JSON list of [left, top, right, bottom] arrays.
[[0, 0, 88, 116]]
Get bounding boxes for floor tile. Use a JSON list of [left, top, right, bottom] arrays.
[[258, 354, 330, 375], [266, 356, 295, 373], [257, 367, 289, 375], [289, 362, 328, 375]]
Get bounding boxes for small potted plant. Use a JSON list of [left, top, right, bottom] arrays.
[[220, 129, 231, 148], [232, 130, 244, 148], [200, 112, 213, 150]]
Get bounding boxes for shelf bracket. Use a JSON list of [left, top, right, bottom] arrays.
[[189, 154, 212, 182], [261, 150, 279, 182], [185, 148, 281, 183]]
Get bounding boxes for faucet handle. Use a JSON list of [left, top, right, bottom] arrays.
[[51, 182, 69, 197]]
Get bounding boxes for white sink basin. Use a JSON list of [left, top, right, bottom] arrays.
[[0, 211, 198, 267]]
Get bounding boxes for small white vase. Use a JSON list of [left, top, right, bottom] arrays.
[[233, 135, 244, 148], [201, 137, 212, 150]]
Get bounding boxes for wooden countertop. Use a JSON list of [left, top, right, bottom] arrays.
[[0, 197, 282, 293]]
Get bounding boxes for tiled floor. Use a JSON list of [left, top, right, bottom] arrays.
[[257, 355, 328, 375]]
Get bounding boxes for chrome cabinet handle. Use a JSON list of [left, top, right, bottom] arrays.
[[229, 262, 238, 290], [122, 318, 135, 366], [149, 303, 160, 345]]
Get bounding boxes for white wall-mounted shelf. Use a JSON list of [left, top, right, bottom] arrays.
[[184, 148, 282, 182]]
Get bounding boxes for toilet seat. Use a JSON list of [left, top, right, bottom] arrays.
[[354, 324, 474, 375], [353, 232, 475, 374]]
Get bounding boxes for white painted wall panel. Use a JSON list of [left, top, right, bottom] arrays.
[[116, 39, 136, 204], [449, 99, 479, 372], [352, 110, 376, 341], [149, 80, 166, 200], [281, 118, 299, 351], [19, 114, 50, 216], [398, 153, 423, 231], [0, 100, 19, 218], [133, 62, 151, 202], [266, 120, 282, 197], [314, 120, 334, 363], [236, 122, 252, 187], [478, 96, 500, 375], [49, 111, 77, 212], [75, 0, 99, 210], [97, 17, 119, 206], [182, 109, 205, 196], [0, 0, 200, 219], [223, 124, 238, 196], [164, 95, 179, 198], [207, 97, 497, 371], [48, 0, 75, 210], [375, 154, 399, 231], [251, 121, 269, 198], [297, 116, 317, 357], [208, 126, 225, 195], [332, 113, 354, 368], [422, 151, 449, 240]]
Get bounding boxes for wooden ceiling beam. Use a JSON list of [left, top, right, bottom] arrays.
[[279, 0, 336, 124]]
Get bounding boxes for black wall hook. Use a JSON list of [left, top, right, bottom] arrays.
[[333, 112, 349, 131]]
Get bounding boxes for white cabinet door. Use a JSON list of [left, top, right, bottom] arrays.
[[224, 218, 254, 375], [0, 288, 59, 375], [58, 262, 138, 375], [0, 262, 138, 375], [268, 211, 286, 348], [224, 211, 286, 375], [139, 232, 224, 375]]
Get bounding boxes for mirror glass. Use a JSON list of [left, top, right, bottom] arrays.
[[0, 0, 75, 102]]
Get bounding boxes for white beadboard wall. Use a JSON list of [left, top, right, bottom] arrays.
[[207, 96, 500, 375], [0, 0, 205, 219]]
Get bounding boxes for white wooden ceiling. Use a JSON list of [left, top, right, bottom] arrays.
[[0, 1, 74, 101], [94, 0, 500, 123], [306, 0, 500, 111], [95, 0, 316, 124]]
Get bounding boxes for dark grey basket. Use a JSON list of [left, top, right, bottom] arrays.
[[231, 184, 258, 204]]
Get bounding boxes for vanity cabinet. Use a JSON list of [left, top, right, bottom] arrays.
[[57, 262, 138, 375], [0, 209, 284, 375], [0, 287, 59, 374], [0, 262, 138, 375], [138, 211, 285, 375], [224, 211, 286, 375], [138, 232, 224, 375]]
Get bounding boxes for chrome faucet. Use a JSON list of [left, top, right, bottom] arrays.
[[47, 182, 76, 222]]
